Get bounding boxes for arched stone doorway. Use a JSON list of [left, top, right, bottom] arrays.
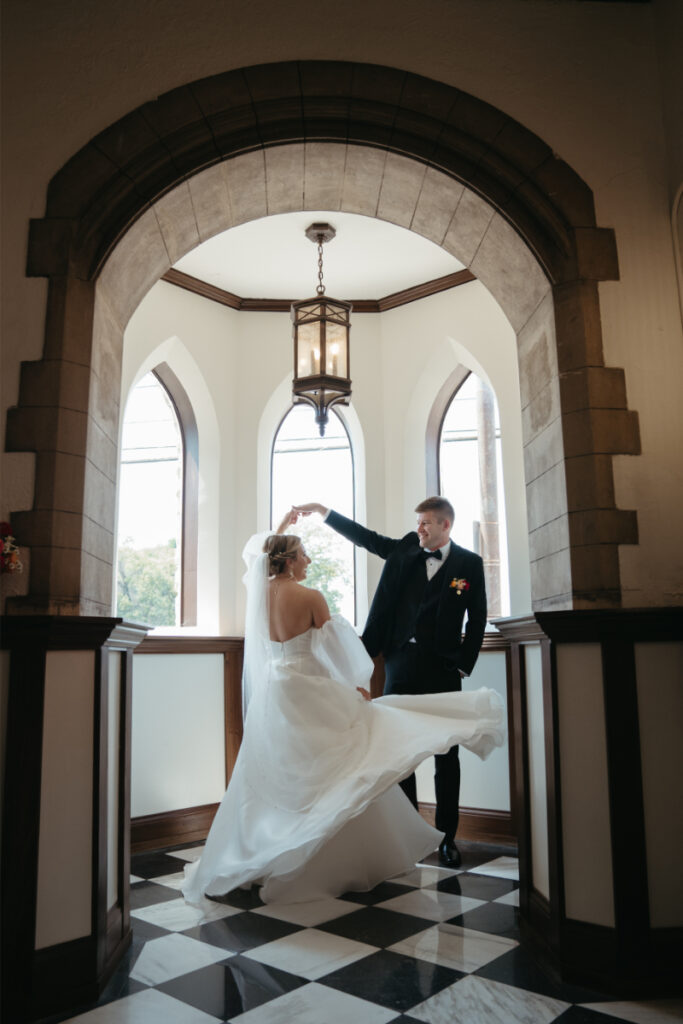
[[6, 65, 680, 1024], [7, 60, 639, 618]]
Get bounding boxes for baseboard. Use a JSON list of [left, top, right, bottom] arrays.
[[132, 801, 516, 855], [131, 803, 219, 853], [419, 803, 516, 847]]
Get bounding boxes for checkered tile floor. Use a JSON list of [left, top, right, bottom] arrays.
[[46, 842, 682, 1024]]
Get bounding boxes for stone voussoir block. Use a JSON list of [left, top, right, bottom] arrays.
[[559, 366, 628, 414], [564, 454, 616, 511], [570, 543, 622, 594], [567, 508, 638, 547], [10, 508, 83, 550], [552, 279, 605, 372], [562, 408, 641, 458], [18, 358, 91, 413]]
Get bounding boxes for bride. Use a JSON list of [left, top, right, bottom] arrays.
[[182, 511, 504, 906]]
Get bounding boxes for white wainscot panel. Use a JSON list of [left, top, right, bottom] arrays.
[[36, 651, 95, 950], [557, 643, 614, 927], [107, 651, 122, 910], [132, 653, 226, 817], [416, 650, 509, 811], [525, 643, 549, 901], [635, 641, 683, 928]]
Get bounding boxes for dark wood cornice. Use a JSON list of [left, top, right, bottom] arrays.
[[136, 635, 244, 654], [161, 268, 476, 313]]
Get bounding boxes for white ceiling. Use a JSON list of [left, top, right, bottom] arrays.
[[173, 211, 465, 299]]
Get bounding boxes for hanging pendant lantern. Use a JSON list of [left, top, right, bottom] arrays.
[[291, 223, 352, 437]]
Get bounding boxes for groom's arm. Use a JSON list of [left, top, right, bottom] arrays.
[[294, 504, 400, 560], [457, 555, 487, 676]]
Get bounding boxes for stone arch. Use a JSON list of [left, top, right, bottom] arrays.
[[6, 61, 639, 615]]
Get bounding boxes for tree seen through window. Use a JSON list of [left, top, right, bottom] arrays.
[[116, 372, 182, 626], [271, 405, 355, 621]]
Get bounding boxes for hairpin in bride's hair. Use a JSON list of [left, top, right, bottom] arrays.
[[263, 534, 301, 577]]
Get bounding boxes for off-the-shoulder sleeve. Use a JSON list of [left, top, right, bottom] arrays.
[[310, 614, 374, 691]]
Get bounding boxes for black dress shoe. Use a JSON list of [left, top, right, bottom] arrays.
[[438, 837, 462, 868]]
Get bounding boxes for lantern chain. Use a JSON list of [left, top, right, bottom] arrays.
[[316, 235, 326, 295]]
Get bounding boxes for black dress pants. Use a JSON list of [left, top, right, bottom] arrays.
[[384, 643, 462, 840]]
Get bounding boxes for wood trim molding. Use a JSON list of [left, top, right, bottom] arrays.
[[161, 268, 476, 314], [131, 803, 219, 853], [135, 635, 244, 654], [419, 803, 516, 847]]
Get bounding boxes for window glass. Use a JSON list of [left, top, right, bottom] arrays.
[[116, 373, 182, 626], [439, 373, 510, 618], [272, 405, 355, 621]]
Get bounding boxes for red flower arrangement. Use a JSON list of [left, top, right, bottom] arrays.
[[0, 522, 23, 574], [449, 577, 470, 595]]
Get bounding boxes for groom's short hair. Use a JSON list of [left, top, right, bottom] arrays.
[[415, 496, 455, 523]]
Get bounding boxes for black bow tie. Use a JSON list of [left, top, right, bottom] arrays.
[[421, 547, 442, 561]]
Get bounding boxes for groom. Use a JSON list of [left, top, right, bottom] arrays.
[[294, 497, 487, 868]]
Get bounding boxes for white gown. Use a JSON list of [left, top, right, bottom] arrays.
[[182, 613, 505, 906]]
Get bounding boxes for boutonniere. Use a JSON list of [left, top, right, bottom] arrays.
[[449, 577, 469, 595]]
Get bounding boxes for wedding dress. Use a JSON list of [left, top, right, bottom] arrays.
[[182, 536, 505, 906]]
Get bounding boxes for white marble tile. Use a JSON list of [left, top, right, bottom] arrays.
[[129, 874, 144, 884], [388, 923, 518, 973], [243, 927, 378, 981], [169, 846, 204, 862], [131, 895, 240, 931], [376, 888, 484, 922], [230, 981, 395, 1023], [147, 871, 186, 891], [392, 865, 459, 888], [56, 987, 220, 1023], [410, 974, 568, 1024], [580, 999, 683, 1024], [494, 888, 520, 907], [129, 932, 231, 985], [469, 856, 519, 881], [253, 897, 360, 927]]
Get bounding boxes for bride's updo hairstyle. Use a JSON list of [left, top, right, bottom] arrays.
[[263, 534, 301, 577]]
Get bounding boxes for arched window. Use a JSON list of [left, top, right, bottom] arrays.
[[271, 404, 355, 622], [438, 372, 510, 618], [116, 365, 198, 627]]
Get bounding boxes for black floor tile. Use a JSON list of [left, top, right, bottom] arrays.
[[129, 879, 180, 909], [129, 851, 188, 879], [156, 954, 306, 1018], [554, 1008, 635, 1024], [433, 870, 518, 901], [386, 1017, 431, 1024], [317, 905, 433, 947], [320, 948, 465, 1012], [207, 884, 265, 910], [448, 899, 521, 940], [474, 945, 611, 1005], [339, 881, 415, 905], [130, 915, 171, 941], [182, 910, 303, 953]]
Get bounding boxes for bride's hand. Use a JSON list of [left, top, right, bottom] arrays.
[[293, 502, 328, 518], [356, 687, 372, 702], [274, 508, 301, 533]]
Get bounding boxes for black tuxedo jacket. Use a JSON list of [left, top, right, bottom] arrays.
[[327, 510, 487, 676]]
